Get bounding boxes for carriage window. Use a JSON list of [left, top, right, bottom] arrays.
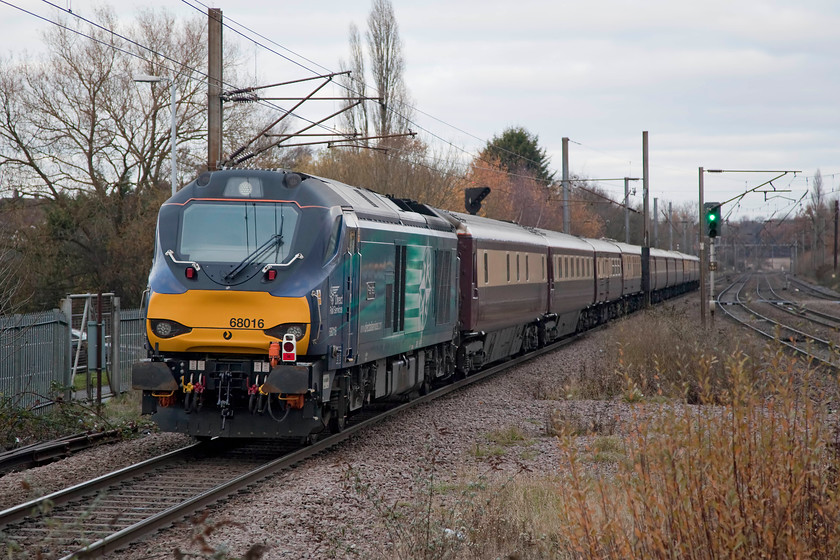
[[542, 256, 546, 280], [516, 254, 520, 281], [526, 255, 530, 281], [483, 252, 489, 284], [506, 254, 510, 282]]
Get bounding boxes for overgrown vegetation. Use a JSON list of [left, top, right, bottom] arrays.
[[0, 390, 150, 451], [555, 357, 840, 558], [351, 303, 840, 559]]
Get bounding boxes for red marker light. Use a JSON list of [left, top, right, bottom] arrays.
[[281, 334, 296, 362], [266, 269, 277, 281], [185, 267, 196, 280]]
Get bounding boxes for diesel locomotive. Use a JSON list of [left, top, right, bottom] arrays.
[[132, 169, 699, 439]]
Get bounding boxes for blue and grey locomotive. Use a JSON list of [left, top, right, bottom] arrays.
[[132, 169, 459, 438]]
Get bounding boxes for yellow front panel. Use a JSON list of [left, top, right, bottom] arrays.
[[147, 290, 310, 354]]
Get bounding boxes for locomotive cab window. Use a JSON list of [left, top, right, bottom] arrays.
[[323, 216, 343, 264], [179, 201, 300, 264]]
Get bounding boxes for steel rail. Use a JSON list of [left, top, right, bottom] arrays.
[[0, 442, 205, 526], [0, 330, 586, 559], [758, 274, 840, 330], [786, 275, 840, 301], [0, 429, 133, 475]]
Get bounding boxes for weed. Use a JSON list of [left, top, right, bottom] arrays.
[[546, 404, 618, 437], [0, 389, 152, 451], [589, 435, 625, 464], [469, 443, 506, 459], [486, 426, 531, 447]]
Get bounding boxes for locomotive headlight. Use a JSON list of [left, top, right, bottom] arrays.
[[150, 319, 192, 339], [286, 325, 305, 339], [264, 323, 307, 341], [156, 322, 171, 337]]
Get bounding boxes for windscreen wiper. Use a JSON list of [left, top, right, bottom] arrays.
[[224, 233, 283, 281]]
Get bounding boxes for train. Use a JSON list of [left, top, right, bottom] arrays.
[[132, 169, 699, 439]]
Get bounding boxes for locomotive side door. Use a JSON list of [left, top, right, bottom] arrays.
[[342, 211, 361, 366]]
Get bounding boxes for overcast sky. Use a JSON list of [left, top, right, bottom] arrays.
[[2, 0, 839, 221]]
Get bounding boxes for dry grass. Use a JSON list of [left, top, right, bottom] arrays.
[[555, 356, 840, 559], [382, 300, 840, 559]]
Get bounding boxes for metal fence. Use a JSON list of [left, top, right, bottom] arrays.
[[116, 308, 147, 393], [0, 302, 145, 411], [0, 310, 70, 410]]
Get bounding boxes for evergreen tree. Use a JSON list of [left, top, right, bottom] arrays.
[[483, 126, 554, 184]]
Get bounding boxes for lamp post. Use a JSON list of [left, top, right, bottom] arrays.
[[134, 74, 177, 196]]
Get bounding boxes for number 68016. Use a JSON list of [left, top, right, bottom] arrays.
[[229, 317, 265, 328]]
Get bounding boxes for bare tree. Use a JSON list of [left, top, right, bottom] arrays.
[[0, 7, 235, 308], [366, 0, 413, 138], [0, 7, 210, 200], [338, 23, 369, 139], [337, 0, 413, 143], [808, 169, 827, 269]]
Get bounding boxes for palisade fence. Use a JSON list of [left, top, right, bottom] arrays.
[[0, 294, 146, 412]]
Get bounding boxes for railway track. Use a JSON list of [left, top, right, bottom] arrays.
[[756, 275, 840, 331], [0, 429, 132, 475], [0, 331, 582, 559], [786, 274, 840, 301], [717, 272, 839, 371]]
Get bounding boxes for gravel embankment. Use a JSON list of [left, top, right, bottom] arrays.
[[0, 295, 707, 559]]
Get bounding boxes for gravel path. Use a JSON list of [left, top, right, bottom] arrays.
[[0, 295, 701, 559]]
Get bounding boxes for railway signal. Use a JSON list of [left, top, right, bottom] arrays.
[[465, 187, 491, 215], [704, 202, 721, 238]]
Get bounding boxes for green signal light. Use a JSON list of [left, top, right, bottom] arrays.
[[704, 202, 722, 238]]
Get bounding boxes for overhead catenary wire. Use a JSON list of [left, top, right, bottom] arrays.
[[28, 0, 359, 142], [13, 0, 666, 212], [6, 1, 829, 224], [176, 0, 561, 182]]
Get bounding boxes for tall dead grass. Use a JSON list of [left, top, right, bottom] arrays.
[[352, 301, 840, 559], [557, 350, 840, 559], [458, 303, 840, 559]]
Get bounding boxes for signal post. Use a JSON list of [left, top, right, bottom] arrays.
[[704, 202, 721, 325]]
